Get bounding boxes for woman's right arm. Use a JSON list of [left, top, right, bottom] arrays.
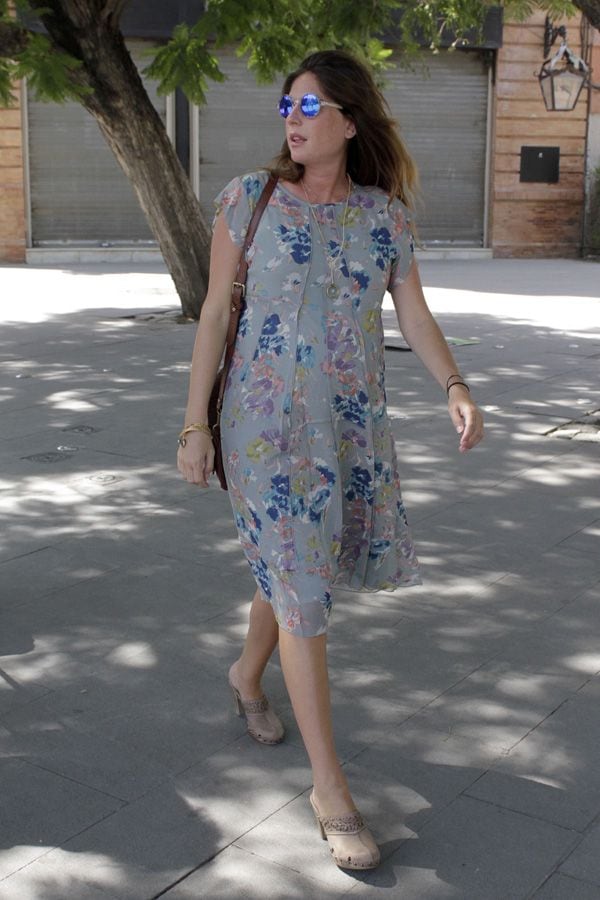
[[176, 212, 243, 488]]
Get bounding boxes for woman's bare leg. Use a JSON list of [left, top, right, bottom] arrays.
[[278, 628, 355, 817], [232, 588, 279, 698]]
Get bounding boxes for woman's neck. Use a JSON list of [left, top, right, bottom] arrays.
[[300, 165, 349, 203]]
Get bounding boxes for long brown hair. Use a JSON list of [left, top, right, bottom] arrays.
[[270, 50, 420, 210]]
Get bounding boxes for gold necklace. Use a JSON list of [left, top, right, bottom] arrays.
[[301, 175, 352, 300]]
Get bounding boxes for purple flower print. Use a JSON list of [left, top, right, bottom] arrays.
[[260, 429, 289, 452], [246, 361, 284, 417], [342, 429, 368, 449]]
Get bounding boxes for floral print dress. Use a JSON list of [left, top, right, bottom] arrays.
[[214, 170, 421, 636]]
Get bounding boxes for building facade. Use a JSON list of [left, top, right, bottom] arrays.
[[0, 9, 598, 263]]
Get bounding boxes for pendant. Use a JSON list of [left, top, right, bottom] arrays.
[[325, 282, 340, 300]]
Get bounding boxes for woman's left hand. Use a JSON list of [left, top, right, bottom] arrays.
[[448, 390, 484, 453]]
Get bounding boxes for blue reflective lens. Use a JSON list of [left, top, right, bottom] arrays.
[[300, 94, 321, 117], [278, 95, 294, 118], [278, 93, 323, 118]]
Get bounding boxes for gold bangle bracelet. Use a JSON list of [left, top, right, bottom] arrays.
[[178, 423, 212, 446], [180, 423, 212, 437]]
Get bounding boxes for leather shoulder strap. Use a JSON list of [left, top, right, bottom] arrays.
[[226, 173, 278, 349]]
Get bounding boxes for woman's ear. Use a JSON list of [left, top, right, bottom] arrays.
[[345, 118, 357, 139]]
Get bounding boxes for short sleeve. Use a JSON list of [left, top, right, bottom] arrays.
[[388, 199, 416, 288], [212, 171, 270, 247]]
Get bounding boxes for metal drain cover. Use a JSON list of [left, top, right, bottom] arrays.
[[22, 451, 74, 463], [87, 473, 123, 484], [62, 425, 100, 435]]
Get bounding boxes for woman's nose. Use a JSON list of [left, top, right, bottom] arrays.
[[287, 100, 302, 124]]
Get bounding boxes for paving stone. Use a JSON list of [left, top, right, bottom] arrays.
[[349, 795, 578, 900], [0, 545, 116, 610], [558, 521, 600, 557], [0, 722, 172, 803], [343, 749, 485, 833], [0, 867, 122, 900], [560, 821, 600, 886], [379, 712, 518, 771], [0, 657, 254, 775], [405, 662, 588, 759], [0, 758, 123, 881], [533, 873, 600, 899], [484, 678, 600, 832], [466, 769, 597, 834], [161, 844, 344, 899]]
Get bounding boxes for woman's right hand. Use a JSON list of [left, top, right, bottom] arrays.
[[177, 431, 215, 488]]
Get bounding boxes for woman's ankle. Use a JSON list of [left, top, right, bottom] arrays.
[[312, 771, 354, 803], [230, 658, 263, 697]]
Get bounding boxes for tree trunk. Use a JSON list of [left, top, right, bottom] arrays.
[[30, 0, 210, 318]]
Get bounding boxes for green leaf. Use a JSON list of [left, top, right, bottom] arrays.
[[12, 32, 92, 103], [0, 58, 17, 105], [143, 24, 226, 104]]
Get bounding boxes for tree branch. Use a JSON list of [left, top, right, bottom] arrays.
[[100, 0, 130, 29], [0, 22, 30, 57]]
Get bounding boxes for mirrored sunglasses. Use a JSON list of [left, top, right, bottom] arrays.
[[278, 93, 343, 119]]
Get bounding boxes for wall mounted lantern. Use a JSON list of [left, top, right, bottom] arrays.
[[538, 17, 589, 111]]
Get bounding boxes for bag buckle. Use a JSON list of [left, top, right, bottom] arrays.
[[232, 281, 246, 298]]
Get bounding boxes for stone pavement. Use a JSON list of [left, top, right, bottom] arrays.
[[0, 258, 599, 900]]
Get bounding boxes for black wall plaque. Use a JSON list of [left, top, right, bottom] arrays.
[[520, 146, 560, 183]]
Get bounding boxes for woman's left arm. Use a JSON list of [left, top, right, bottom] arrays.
[[390, 260, 484, 453]]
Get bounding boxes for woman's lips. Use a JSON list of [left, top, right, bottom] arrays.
[[288, 133, 306, 146]]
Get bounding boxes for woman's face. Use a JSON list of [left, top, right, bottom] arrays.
[[284, 72, 356, 170]]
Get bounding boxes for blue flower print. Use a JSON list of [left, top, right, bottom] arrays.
[[308, 486, 331, 523], [238, 311, 249, 338], [369, 227, 394, 271], [320, 591, 333, 614], [345, 465, 374, 504], [254, 313, 287, 359], [235, 501, 262, 548], [241, 174, 265, 203], [315, 463, 336, 486], [276, 224, 311, 265], [263, 474, 290, 522], [350, 266, 370, 293], [333, 391, 370, 427], [296, 339, 315, 368], [250, 556, 272, 598], [368, 538, 391, 560]]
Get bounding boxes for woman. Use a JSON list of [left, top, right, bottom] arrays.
[[178, 49, 484, 870]]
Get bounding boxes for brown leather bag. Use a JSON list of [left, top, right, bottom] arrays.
[[208, 174, 278, 490]]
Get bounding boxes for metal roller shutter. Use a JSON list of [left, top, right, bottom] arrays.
[[385, 50, 489, 245], [198, 48, 489, 246], [196, 54, 282, 221], [27, 40, 165, 246]]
